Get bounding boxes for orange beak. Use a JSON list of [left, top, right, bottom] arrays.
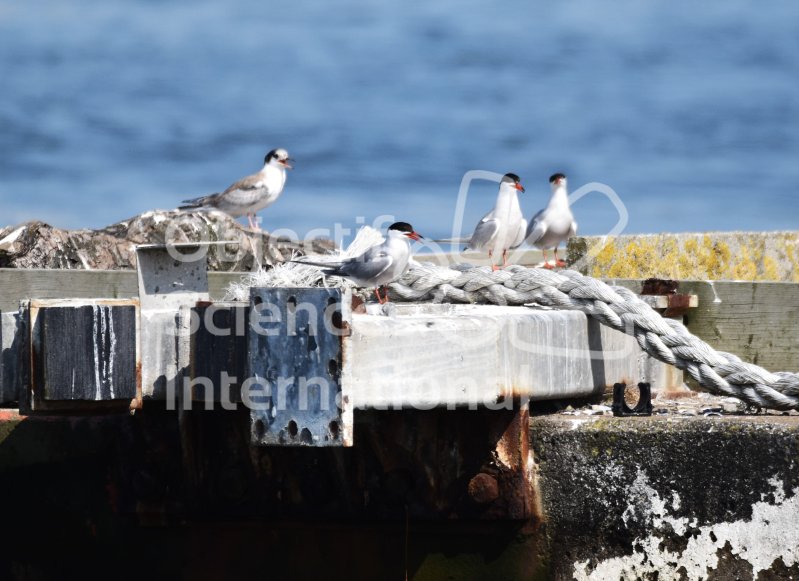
[[515, 183, 525, 193], [406, 231, 423, 241]]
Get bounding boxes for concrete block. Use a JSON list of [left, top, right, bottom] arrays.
[[531, 415, 799, 579], [568, 231, 799, 282]]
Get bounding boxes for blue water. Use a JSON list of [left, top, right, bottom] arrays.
[[1, 0, 798, 242]]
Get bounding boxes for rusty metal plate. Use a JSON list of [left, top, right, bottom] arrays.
[[248, 287, 352, 447]]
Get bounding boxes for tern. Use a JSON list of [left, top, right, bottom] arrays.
[[180, 148, 293, 229], [466, 173, 527, 271], [296, 222, 423, 304], [525, 173, 577, 268]]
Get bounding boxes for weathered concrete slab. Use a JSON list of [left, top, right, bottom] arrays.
[[531, 414, 799, 580], [348, 304, 676, 408], [568, 231, 799, 281]]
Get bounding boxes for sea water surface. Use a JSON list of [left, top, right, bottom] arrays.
[[1, 0, 798, 242]]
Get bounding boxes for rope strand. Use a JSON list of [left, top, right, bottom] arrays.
[[389, 264, 799, 410]]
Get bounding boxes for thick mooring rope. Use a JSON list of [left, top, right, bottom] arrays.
[[389, 264, 799, 410]]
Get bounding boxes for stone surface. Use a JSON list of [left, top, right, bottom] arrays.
[[0, 210, 332, 271], [531, 414, 799, 580], [567, 231, 799, 281]]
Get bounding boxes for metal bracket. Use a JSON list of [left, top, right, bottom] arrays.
[[612, 382, 653, 417], [248, 287, 352, 447]]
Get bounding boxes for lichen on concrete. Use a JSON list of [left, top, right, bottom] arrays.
[[567, 231, 799, 281]]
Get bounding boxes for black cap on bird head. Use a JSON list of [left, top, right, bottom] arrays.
[[501, 173, 525, 193], [388, 221, 423, 241], [265, 148, 293, 168], [549, 173, 567, 184]]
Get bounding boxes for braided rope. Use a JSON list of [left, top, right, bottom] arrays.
[[389, 264, 799, 410]]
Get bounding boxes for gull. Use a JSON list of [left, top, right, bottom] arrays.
[[180, 148, 292, 229], [525, 173, 577, 268]]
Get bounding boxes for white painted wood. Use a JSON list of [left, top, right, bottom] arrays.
[[347, 304, 676, 409]]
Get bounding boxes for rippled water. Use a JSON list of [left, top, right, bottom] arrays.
[[1, 1, 798, 241]]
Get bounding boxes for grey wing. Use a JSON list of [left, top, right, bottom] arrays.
[[468, 214, 499, 251], [216, 189, 264, 211], [511, 218, 528, 249], [180, 173, 264, 211], [524, 209, 548, 245], [337, 246, 394, 283], [180, 190, 226, 208], [216, 177, 267, 206]]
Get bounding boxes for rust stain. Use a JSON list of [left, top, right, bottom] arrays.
[[641, 278, 679, 295], [491, 406, 536, 521], [664, 294, 693, 317], [130, 361, 143, 411], [468, 472, 500, 504]]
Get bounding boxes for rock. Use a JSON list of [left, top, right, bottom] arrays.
[[0, 210, 333, 271]]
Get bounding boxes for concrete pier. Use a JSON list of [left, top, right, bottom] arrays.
[[568, 231, 799, 282]]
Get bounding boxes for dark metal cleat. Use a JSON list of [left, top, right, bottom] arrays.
[[612, 382, 653, 417]]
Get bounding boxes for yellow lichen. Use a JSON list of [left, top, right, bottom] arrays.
[[762, 256, 779, 281], [731, 245, 758, 280], [573, 232, 798, 281]]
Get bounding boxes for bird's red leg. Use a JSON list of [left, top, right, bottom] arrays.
[[374, 288, 383, 304], [382, 286, 390, 303], [542, 250, 554, 270], [555, 249, 566, 267], [489, 250, 499, 271], [502, 249, 510, 267]]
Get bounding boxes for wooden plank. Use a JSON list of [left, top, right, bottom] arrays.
[[0, 269, 138, 312], [681, 280, 799, 373], [611, 279, 799, 375], [0, 269, 243, 312], [31, 301, 138, 402], [347, 304, 677, 408]]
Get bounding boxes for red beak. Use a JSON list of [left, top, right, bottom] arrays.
[[515, 183, 526, 193], [407, 231, 423, 241]]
